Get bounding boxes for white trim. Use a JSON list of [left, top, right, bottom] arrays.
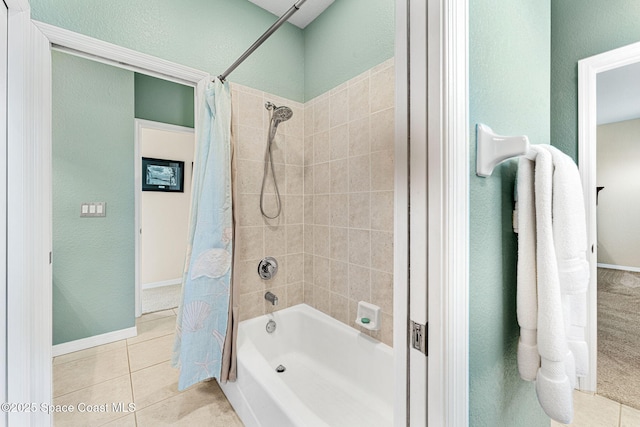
[[578, 39, 640, 393], [52, 327, 137, 357], [142, 278, 183, 290], [0, 3, 7, 425], [32, 20, 209, 86], [596, 263, 640, 273], [134, 119, 194, 317], [5, 0, 29, 12], [7, 11, 53, 426], [393, 1, 409, 426]]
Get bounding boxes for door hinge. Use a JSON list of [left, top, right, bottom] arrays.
[[411, 320, 427, 355]]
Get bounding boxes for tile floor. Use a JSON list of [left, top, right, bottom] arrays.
[[551, 390, 640, 427], [52, 309, 242, 427]]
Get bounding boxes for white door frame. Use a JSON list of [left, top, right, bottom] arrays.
[[134, 119, 195, 317], [577, 40, 640, 392], [0, 2, 8, 425], [395, 0, 469, 425]]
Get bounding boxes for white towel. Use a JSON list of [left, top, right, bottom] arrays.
[[516, 145, 589, 424], [547, 145, 590, 378]]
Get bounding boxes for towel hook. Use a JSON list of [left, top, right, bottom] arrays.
[[476, 124, 530, 177]]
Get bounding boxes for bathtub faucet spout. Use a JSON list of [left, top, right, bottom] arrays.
[[265, 291, 278, 306]]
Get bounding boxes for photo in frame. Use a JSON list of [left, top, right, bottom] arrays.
[[142, 157, 185, 192]]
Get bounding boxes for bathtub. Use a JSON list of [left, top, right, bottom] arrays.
[[219, 303, 393, 427]]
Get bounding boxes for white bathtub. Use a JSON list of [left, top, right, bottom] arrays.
[[219, 303, 393, 427]]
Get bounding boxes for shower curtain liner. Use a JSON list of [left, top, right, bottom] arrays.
[[172, 78, 238, 390]]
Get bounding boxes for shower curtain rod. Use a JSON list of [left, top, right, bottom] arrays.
[[217, 0, 307, 82]]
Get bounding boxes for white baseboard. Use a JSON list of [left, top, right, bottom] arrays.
[[52, 326, 137, 357], [597, 263, 640, 273], [142, 278, 182, 290]]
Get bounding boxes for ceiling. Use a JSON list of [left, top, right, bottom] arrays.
[[248, 0, 335, 29], [597, 61, 640, 125]]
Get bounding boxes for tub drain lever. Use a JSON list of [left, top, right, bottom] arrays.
[[276, 365, 286, 373]]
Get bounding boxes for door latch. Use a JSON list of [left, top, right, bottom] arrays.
[[411, 320, 427, 355]]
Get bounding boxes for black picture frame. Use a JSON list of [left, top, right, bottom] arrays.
[[142, 157, 185, 192]]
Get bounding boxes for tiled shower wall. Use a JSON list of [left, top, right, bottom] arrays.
[[230, 84, 306, 321], [303, 59, 395, 346], [230, 58, 395, 346]]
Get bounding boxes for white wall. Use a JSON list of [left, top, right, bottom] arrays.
[[141, 126, 194, 286], [597, 118, 640, 268]]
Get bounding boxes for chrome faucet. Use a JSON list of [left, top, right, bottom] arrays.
[[265, 291, 278, 306]]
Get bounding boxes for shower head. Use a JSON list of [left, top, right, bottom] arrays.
[[271, 106, 293, 125]]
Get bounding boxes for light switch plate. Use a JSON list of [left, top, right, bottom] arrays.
[[80, 202, 107, 217]]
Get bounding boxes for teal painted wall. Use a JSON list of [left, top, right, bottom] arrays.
[[303, 0, 395, 100], [52, 51, 136, 345], [135, 73, 194, 128], [469, 0, 550, 425], [551, 1, 640, 161], [31, 0, 305, 102]]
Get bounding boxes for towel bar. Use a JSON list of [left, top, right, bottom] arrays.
[[476, 124, 530, 177]]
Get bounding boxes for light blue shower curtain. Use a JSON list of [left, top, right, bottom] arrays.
[[172, 79, 233, 391]]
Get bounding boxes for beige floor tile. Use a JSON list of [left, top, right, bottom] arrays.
[[128, 316, 176, 345], [53, 347, 129, 397], [53, 375, 134, 427], [131, 361, 181, 409], [128, 334, 174, 372], [621, 405, 640, 427], [566, 391, 620, 427], [100, 413, 137, 426], [137, 309, 177, 324], [53, 340, 127, 366], [135, 380, 242, 427]]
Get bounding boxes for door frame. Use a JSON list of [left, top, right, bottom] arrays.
[[396, 0, 469, 425], [577, 39, 640, 392], [134, 118, 195, 317]]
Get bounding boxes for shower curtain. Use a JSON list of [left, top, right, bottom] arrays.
[[172, 78, 237, 390]]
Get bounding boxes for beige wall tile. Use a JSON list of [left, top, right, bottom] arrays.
[[313, 162, 331, 194], [348, 264, 371, 302], [266, 257, 287, 288], [286, 136, 304, 166], [330, 227, 348, 261], [239, 291, 265, 321], [313, 194, 331, 225], [314, 96, 331, 134], [330, 260, 348, 295], [235, 259, 264, 295], [330, 193, 349, 227], [371, 191, 394, 231], [303, 281, 314, 306], [237, 125, 265, 162], [349, 229, 371, 267], [304, 223, 313, 254], [237, 160, 263, 194], [238, 91, 264, 129], [348, 77, 370, 122], [371, 150, 394, 191], [313, 225, 331, 258], [314, 286, 331, 315], [371, 271, 394, 315], [286, 224, 303, 254], [349, 155, 371, 192], [285, 106, 304, 139], [370, 65, 395, 113], [304, 135, 313, 165], [330, 88, 349, 128], [330, 293, 349, 324], [304, 166, 314, 194], [304, 254, 313, 283], [371, 230, 393, 273], [304, 106, 314, 137], [236, 226, 263, 261], [286, 195, 303, 225], [330, 159, 349, 194], [264, 285, 287, 313], [286, 165, 304, 195], [349, 192, 371, 229], [330, 124, 349, 161], [313, 130, 331, 164], [286, 253, 304, 283], [237, 194, 262, 226], [287, 282, 304, 306], [349, 117, 370, 157], [313, 256, 330, 289], [370, 108, 395, 152]]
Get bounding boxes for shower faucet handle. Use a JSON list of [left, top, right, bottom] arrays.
[[258, 257, 278, 280]]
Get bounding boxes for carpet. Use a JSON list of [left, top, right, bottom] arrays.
[[597, 267, 640, 410]]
